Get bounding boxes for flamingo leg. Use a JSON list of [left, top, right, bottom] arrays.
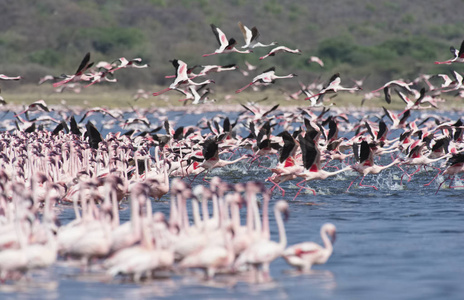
[[202, 52, 217, 57], [398, 165, 411, 185], [201, 170, 211, 183], [153, 87, 172, 96], [424, 166, 442, 187], [189, 169, 206, 183], [293, 180, 316, 200], [346, 175, 360, 192], [436, 175, 452, 194], [268, 177, 285, 197], [359, 176, 378, 190], [449, 176, 464, 189], [247, 155, 260, 170], [235, 82, 254, 93], [407, 166, 422, 182]]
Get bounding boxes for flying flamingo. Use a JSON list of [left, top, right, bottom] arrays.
[[153, 59, 214, 96], [440, 70, 463, 93], [371, 79, 413, 94], [435, 39, 464, 64], [347, 140, 401, 191], [259, 46, 301, 60], [283, 223, 336, 272], [435, 153, 464, 193], [237, 21, 277, 48], [308, 56, 324, 67], [14, 99, 50, 117], [304, 73, 361, 100], [110, 57, 149, 72], [400, 139, 450, 185], [193, 64, 238, 77], [267, 131, 304, 196], [196, 138, 251, 180], [202, 24, 252, 57], [0, 74, 22, 80], [235, 67, 297, 93], [293, 134, 351, 199], [53, 52, 94, 88]]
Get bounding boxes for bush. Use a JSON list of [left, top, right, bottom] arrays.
[[77, 27, 145, 54], [28, 49, 62, 67]]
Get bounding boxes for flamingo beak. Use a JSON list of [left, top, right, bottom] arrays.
[[331, 231, 336, 243]]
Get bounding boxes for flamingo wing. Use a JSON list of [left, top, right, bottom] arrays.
[[238, 21, 252, 45], [458, 39, 464, 58], [75, 52, 92, 75]]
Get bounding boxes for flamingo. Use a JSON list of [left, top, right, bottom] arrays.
[[110, 57, 149, 72], [178, 226, 235, 279], [347, 140, 401, 191], [234, 200, 289, 282], [259, 46, 301, 60], [53, 52, 94, 88], [267, 131, 304, 196], [196, 138, 251, 180], [283, 223, 336, 272], [304, 73, 361, 100], [202, 24, 252, 57], [435, 39, 464, 64], [14, 99, 50, 118], [153, 59, 215, 96], [193, 64, 238, 77], [237, 21, 277, 49], [371, 79, 413, 94], [435, 153, 464, 193], [383, 106, 411, 130], [235, 67, 297, 93], [440, 70, 463, 93], [308, 56, 324, 67], [401, 139, 450, 185], [0, 74, 22, 80], [293, 134, 351, 198]]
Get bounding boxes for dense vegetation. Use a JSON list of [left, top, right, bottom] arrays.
[[0, 0, 463, 92]]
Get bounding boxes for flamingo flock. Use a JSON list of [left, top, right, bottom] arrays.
[[0, 23, 463, 287]]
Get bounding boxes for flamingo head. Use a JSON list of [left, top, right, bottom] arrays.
[[275, 200, 289, 221], [324, 223, 337, 243]]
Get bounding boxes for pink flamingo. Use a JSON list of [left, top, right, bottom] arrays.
[[259, 45, 301, 60], [14, 99, 50, 117], [435, 39, 464, 64], [305, 73, 361, 100], [236, 67, 297, 93], [435, 153, 464, 193], [371, 79, 413, 94], [238, 21, 277, 48], [347, 140, 401, 191], [153, 59, 214, 96], [53, 52, 94, 88], [309, 56, 324, 67], [0, 74, 22, 81], [234, 200, 289, 282], [293, 134, 351, 199], [202, 24, 252, 57], [283, 223, 336, 272]]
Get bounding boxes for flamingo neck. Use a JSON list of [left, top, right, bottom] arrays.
[[274, 206, 287, 249], [130, 195, 141, 234], [191, 199, 202, 229], [321, 226, 333, 253], [261, 192, 270, 240]]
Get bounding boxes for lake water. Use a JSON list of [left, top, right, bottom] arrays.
[[1, 107, 463, 300]]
